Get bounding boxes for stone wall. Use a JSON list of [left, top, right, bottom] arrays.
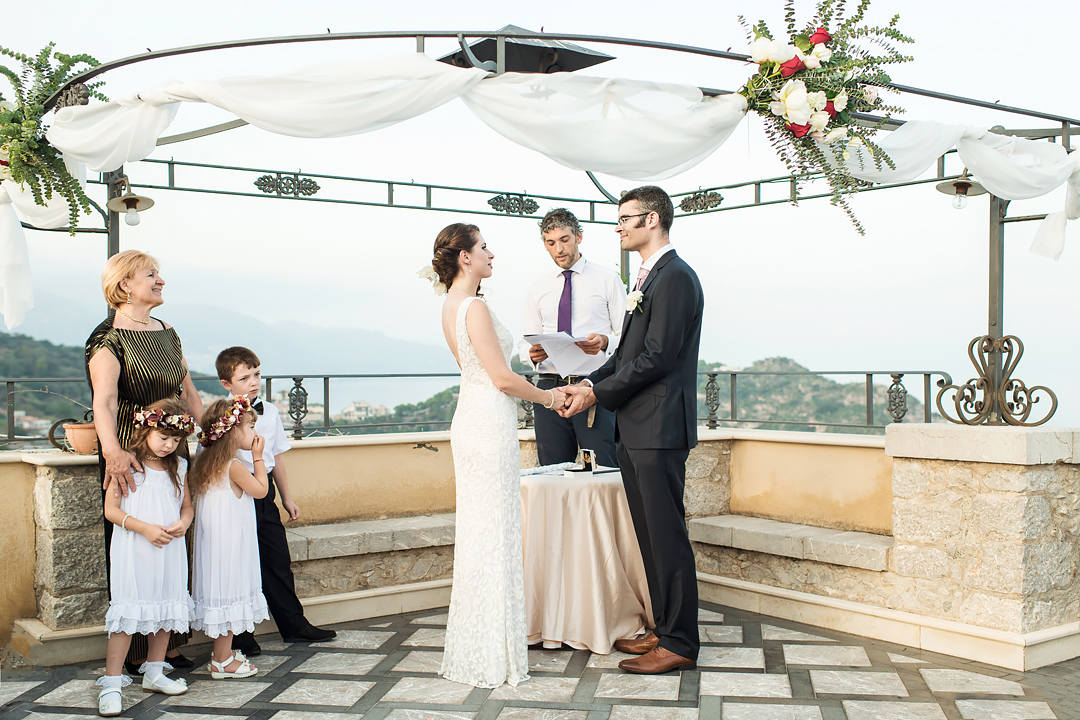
[[33, 464, 107, 629], [890, 457, 1080, 633], [293, 547, 455, 597], [695, 426, 1080, 638]]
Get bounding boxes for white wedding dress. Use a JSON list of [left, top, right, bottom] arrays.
[[440, 296, 530, 688]]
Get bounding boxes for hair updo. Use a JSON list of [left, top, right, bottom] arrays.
[[431, 223, 482, 289]]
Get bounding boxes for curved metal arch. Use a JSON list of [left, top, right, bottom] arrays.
[[43, 29, 1080, 128], [43, 30, 751, 112]]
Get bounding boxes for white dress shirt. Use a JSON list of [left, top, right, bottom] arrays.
[[519, 257, 626, 376], [637, 243, 675, 279], [235, 396, 291, 473]]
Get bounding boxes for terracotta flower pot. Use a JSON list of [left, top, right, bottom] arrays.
[[62, 422, 99, 454]]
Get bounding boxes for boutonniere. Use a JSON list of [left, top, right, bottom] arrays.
[[626, 290, 644, 313]]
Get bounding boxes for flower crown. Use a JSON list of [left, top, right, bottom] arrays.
[[417, 264, 447, 296], [133, 407, 196, 434], [197, 395, 252, 447]]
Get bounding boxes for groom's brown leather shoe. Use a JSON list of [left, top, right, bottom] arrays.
[[614, 631, 659, 655], [618, 646, 696, 674]]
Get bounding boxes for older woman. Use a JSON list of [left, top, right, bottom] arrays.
[[85, 249, 203, 673]]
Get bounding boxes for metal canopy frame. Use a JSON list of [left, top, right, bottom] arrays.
[[34, 28, 1080, 426]]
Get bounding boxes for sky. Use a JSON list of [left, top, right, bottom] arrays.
[[7, 0, 1080, 423]]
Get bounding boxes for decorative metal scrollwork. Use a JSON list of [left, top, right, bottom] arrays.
[[55, 83, 90, 109], [520, 375, 537, 429], [887, 373, 907, 423], [679, 190, 723, 213], [488, 194, 539, 215], [254, 173, 320, 197], [288, 377, 309, 440], [704, 372, 721, 428], [935, 335, 1058, 426]]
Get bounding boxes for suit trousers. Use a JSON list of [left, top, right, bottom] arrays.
[[235, 471, 307, 647], [532, 378, 617, 467], [616, 444, 699, 660]]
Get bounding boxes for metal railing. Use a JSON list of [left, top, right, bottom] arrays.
[[698, 370, 953, 430], [3, 368, 954, 447]]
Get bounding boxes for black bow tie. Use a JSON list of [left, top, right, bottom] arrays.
[[253, 400, 264, 415]]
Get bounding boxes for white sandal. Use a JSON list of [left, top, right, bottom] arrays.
[[209, 650, 257, 679]]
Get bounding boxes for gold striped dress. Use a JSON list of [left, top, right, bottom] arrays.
[[84, 316, 190, 657]]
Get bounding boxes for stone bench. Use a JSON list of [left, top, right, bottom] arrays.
[[689, 514, 893, 571]]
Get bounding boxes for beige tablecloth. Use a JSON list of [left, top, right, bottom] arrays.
[[520, 469, 653, 653]]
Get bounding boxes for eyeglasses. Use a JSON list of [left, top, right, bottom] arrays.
[[616, 211, 652, 227]]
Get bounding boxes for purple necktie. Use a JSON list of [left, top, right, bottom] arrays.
[[557, 270, 573, 334]]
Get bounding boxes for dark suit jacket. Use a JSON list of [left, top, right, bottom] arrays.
[[587, 249, 703, 450]]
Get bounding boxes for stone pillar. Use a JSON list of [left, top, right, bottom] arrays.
[[32, 461, 108, 629], [886, 424, 1080, 663]]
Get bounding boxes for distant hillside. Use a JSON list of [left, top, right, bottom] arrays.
[[697, 357, 929, 432], [1, 328, 926, 440], [0, 333, 91, 431]]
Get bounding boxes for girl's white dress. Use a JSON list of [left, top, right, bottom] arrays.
[[191, 460, 269, 637], [104, 458, 194, 635]]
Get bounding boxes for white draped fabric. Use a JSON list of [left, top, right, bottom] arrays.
[[2, 53, 1077, 328], [464, 73, 748, 180], [838, 121, 1079, 260]]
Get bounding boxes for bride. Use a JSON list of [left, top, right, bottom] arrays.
[[427, 223, 567, 688]]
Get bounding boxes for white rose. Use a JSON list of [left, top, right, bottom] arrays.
[[803, 53, 821, 70], [750, 37, 776, 63], [807, 90, 828, 112], [833, 91, 848, 112], [811, 43, 833, 63], [774, 44, 798, 63], [809, 131, 826, 141], [773, 79, 811, 125], [862, 85, 879, 103], [809, 110, 830, 133], [824, 127, 848, 143], [626, 290, 644, 312], [750, 37, 798, 64]]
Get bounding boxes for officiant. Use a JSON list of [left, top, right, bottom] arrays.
[[520, 208, 624, 467]]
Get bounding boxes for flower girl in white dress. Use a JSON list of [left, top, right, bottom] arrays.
[[189, 395, 270, 679], [99, 398, 196, 716]]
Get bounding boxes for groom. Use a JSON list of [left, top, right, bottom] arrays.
[[561, 185, 702, 674]]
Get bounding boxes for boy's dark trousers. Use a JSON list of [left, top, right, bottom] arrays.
[[236, 470, 307, 646]]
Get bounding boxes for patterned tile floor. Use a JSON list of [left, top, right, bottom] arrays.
[[2, 601, 1077, 719]]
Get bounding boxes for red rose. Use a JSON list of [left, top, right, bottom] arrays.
[[808, 27, 831, 45], [786, 122, 811, 138], [779, 55, 805, 77], [824, 101, 837, 118]]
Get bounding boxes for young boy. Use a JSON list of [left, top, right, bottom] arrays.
[[216, 346, 336, 655]]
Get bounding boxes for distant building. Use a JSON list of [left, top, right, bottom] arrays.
[[337, 401, 392, 423]]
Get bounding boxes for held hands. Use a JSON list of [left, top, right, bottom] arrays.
[[165, 519, 190, 538], [141, 524, 175, 548], [559, 382, 597, 418], [547, 385, 569, 411], [528, 343, 548, 364], [574, 333, 608, 355], [103, 447, 142, 498]]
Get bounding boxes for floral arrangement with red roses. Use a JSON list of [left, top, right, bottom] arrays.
[[737, 0, 913, 233]]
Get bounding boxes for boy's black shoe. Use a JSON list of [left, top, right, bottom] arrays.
[[282, 624, 336, 643], [232, 632, 262, 657], [123, 660, 143, 676], [165, 651, 194, 668]]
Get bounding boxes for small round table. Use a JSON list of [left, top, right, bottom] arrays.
[[520, 468, 654, 654]]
